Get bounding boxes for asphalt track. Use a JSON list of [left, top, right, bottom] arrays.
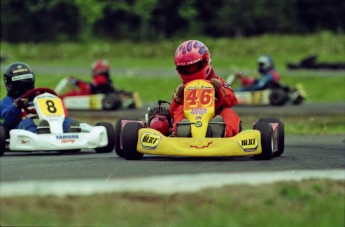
[[0, 103, 344, 195]]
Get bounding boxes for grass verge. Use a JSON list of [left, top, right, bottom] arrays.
[[1, 180, 344, 227]]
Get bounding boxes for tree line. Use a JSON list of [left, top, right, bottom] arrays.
[[1, 0, 344, 42]]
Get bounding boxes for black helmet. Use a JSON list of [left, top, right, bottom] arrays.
[[4, 62, 35, 98]]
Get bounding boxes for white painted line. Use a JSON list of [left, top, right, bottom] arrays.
[[1, 170, 344, 197]]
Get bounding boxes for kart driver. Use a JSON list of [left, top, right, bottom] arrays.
[[61, 59, 116, 98], [170, 40, 241, 138], [235, 55, 281, 91], [0, 62, 80, 133]]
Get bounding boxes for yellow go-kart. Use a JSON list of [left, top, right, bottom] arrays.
[[114, 79, 284, 160]]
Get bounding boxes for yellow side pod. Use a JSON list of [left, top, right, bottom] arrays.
[[136, 128, 262, 157]]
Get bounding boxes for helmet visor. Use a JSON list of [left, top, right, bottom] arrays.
[[176, 59, 207, 75]]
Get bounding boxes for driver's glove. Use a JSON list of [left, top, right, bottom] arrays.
[[173, 84, 184, 104], [210, 78, 222, 90], [68, 76, 79, 86], [14, 97, 28, 109]]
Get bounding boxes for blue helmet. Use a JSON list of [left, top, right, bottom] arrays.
[[257, 55, 274, 74]]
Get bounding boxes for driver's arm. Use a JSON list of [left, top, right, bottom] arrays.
[[0, 97, 22, 128]]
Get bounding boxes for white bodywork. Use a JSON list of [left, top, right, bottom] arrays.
[[62, 94, 105, 110], [9, 125, 108, 151], [8, 92, 108, 151]]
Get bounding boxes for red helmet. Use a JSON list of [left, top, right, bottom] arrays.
[[149, 115, 170, 136], [92, 59, 110, 76], [174, 40, 212, 83]]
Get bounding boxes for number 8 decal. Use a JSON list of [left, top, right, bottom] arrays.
[[46, 100, 57, 113]]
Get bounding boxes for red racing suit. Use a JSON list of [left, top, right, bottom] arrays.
[[169, 69, 241, 137], [60, 74, 115, 98]]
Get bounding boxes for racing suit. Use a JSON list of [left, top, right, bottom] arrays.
[[169, 69, 241, 137], [0, 96, 72, 133], [61, 74, 116, 98], [237, 69, 281, 91]]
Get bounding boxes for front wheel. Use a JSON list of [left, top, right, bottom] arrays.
[[0, 126, 9, 156], [122, 122, 143, 160], [253, 122, 273, 160], [95, 122, 115, 153], [257, 118, 285, 157]]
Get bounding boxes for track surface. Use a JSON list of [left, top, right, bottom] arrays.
[[1, 134, 344, 182], [1, 104, 344, 185]]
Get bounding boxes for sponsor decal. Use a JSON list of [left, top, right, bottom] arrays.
[[195, 121, 202, 127], [239, 138, 258, 152], [21, 139, 30, 144], [190, 141, 212, 149], [140, 132, 161, 149], [191, 108, 207, 115], [224, 81, 232, 89], [176, 57, 202, 66], [11, 73, 33, 81], [186, 85, 213, 90], [56, 134, 79, 144]]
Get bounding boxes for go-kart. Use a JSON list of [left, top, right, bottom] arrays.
[[0, 88, 115, 156], [226, 74, 307, 106], [114, 79, 284, 160], [54, 77, 143, 110]]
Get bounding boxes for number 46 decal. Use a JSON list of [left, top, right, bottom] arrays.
[[37, 97, 65, 116], [185, 89, 214, 108]]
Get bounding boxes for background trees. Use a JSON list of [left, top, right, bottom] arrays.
[[1, 0, 344, 42]]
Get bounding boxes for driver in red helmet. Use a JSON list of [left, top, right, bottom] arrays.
[[61, 59, 116, 98], [0, 62, 79, 133], [170, 40, 241, 137]]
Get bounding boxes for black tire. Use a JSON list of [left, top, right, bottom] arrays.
[[122, 122, 143, 160], [63, 149, 81, 153], [292, 95, 304, 105], [102, 94, 122, 110], [269, 89, 289, 106], [114, 118, 140, 158], [0, 126, 9, 156], [257, 118, 285, 157], [253, 122, 273, 160], [114, 118, 126, 157], [95, 122, 115, 153]]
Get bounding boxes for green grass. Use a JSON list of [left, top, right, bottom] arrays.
[[1, 72, 344, 103], [1, 33, 344, 101], [1, 180, 344, 227]]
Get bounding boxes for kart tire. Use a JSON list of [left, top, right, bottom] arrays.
[[114, 118, 125, 157], [257, 118, 285, 157], [122, 122, 143, 160], [253, 122, 273, 160], [114, 118, 140, 158], [269, 89, 289, 106], [95, 122, 115, 153], [102, 94, 122, 110], [0, 126, 9, 156], [292, 95, 304, 105]]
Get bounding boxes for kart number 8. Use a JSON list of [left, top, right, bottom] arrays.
[[37, 97, 65, 116]]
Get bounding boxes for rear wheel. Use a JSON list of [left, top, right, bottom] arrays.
[[103, 94, 122, 110], [257, 118, 285, 157], [0, 126, 9, 156], [95, 122, 115, 153], [269, 89, 289, 106], [122, 122, 143, 160], [253, 122, 273, 160]]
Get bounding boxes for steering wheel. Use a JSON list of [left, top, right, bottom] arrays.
[[21, 88, 58, 114]]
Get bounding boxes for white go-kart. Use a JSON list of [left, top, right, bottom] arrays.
[[0, 88, 115, 156]]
